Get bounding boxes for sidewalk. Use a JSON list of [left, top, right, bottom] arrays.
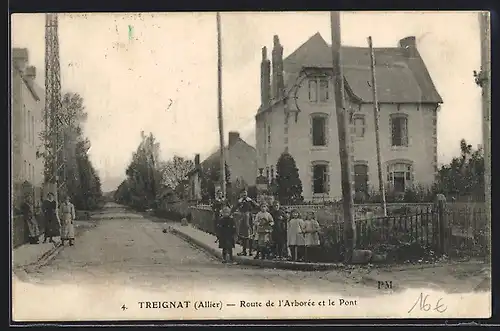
[[13, 241, 61, 269], [12, 219, 97, 270], [168, 223, 343, 271]]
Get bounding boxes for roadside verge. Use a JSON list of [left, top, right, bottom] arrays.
[[168, 224, 344, 271]]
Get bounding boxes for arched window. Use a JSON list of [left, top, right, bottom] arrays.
[[387, 161, 413, 193]]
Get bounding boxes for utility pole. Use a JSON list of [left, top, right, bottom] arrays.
[[216, 12, 227, 199], [330, 11, 356, 263], [44, 13, 65, 209], [368, 36, 387, 217], [477, 11, 491, 259]]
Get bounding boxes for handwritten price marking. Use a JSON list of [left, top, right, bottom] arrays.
[[408, 293, 447, 314]]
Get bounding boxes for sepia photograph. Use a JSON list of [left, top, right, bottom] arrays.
[[11, 11, 491, 322]]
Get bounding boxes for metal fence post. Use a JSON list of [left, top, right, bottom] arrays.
[[434, 194, 448, 255]]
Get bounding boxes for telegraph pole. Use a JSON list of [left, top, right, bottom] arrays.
[[216, 12, 227, 199], [44, 13, 65, 209], [477, 12, 491, 258], [330, 11, 356, 263], [368, 36, 387, 217]]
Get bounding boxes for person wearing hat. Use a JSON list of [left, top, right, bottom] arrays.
[[212, 190, 230, 243]]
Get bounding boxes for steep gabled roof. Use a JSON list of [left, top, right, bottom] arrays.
[[201, 137, 256, 169], [259, 32, 442, 115], [14, 67, 41, 102]]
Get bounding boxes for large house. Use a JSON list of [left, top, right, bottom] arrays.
[[187, 131, 257, 201], [255, 33, 443, 202], [12, 48, 46, 209]]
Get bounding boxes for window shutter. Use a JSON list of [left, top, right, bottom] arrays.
[[401, 117, 408, 146], [310, 118, 314, 146], [389, 117, 393, 146], [311, 165, 315, 194], [386, 165, 390, 182], [325, 167, 330, 194]]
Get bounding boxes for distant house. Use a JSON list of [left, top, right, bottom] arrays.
[[187, 131, 257, 201], [255, 33, 443, 202], [11, 48, 46, 209]]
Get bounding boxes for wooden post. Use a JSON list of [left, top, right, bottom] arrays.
[[330, 12, 356, 263], [367, 36, 387, 217], [216, 12, 227, 199]]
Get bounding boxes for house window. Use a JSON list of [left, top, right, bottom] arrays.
[[308, 80, 317, 102], [270, 166, 275, 179], [266, 167, 270, 181], [23, 160, 27, 179], [308, 78, 329, 103], [319, 79, 329, 102], [391, 114, 408, 147], [312, 163, 329, 194], [354, 163, 369, 195], [387, 162, 412, 193], [353, 115, 366, 138], [31, 165, 35, 183], [267, 125, 271, 145], [311, 114, 327, 146]]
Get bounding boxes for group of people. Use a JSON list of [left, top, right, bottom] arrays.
[[212, 189, 322, 264], [19, 192, 77, 246]]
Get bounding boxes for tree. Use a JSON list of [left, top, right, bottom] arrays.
[[38, 92, 103, 210], [275, 152, 303, 204], [159, 156, 194, 191], [437, 139, 484, 201], [122, 131, 162, 210], [200, 162, 230, 202]]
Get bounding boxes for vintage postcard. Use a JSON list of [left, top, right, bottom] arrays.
[[11, 11, 491, 322]]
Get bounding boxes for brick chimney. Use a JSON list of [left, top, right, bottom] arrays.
[[399, 36, 417, 58], [260, 46, 271, 107], [25, 66, 36, 80], [228, 131, 240, 146], [271, 35, 285, 100], [12, 48, 29, 72]]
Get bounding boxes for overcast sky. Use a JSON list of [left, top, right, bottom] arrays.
[[11, 11, 483, 189]]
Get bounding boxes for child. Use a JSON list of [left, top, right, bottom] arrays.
[[216, 206, 237, 264], [254, 204, 274, 260], [303, 211, 321, 262], [287, 209, 305, 261], [270, 200, 287, 259]]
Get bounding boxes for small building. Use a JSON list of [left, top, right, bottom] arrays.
[[11, 48, 46, 209], [255, 33, 443, 202], [187, 131, 257, 201]]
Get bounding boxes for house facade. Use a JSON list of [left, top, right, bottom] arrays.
[[255, 33, 443, 202], [12, 48, 46, 209], [187, 131, 257, 201]]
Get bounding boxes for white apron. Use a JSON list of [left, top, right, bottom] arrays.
[[60, 202, 76, 239]]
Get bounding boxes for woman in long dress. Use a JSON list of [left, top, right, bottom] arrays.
[[60, 196, 76, 246], [42, 192, 60, 244], [232, 189, 259, 256], [20, 194, 40, 244]]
